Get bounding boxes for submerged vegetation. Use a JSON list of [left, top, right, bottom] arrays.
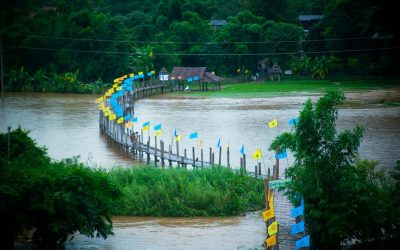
[[0, 128, 264, 248], [110, 166, 264, 217]]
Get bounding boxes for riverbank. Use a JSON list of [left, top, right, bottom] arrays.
[[172, 80, 400, 102]]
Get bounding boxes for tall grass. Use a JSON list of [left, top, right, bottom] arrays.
[[109, 166, 265, 217]]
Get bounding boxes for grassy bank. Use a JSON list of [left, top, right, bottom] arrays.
[[174, 80, 400, 98], [110, 166, 265, 217]]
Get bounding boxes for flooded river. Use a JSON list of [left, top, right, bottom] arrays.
[[1, 92, 400, 249]]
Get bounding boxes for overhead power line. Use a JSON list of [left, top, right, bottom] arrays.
[[11, 33, 382, 45], [6, 45, 400, 56]]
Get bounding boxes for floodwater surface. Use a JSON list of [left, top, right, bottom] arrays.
[[1, 92, 400, 249]]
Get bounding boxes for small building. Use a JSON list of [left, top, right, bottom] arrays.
[[269, 63, 283, 81], [210, 19, 227, 28], [298, 15, 323, 31], [171, 67, 223, 91]]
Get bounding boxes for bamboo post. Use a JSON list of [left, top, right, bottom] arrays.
[[201, 148, 204, 168], [218, 146, 222, 166], [209, 147, 212, 165], [168, 145, 172, 167], [146, 138, 150, 164], [227, 147, 230, 169], [255, 165, 258, 178], [161, 140, 165, 167], [243, 154, 247, 173], [176, 140, 180, 167], [240, 158, 243, 172], [184, 149, 187, 168], [192, 147, 195, 168], [212, 152, 215, 167], [154, 136, 158, 163], [275, 147, 280, 179], [258, 162, 262, 176]]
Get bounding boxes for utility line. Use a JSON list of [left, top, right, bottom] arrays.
[[10, 33, 382, 44], [6, 45, 400, 56]]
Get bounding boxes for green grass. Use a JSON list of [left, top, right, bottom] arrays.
[[109, 166, 265, 217], [170, 80, 400, 98]]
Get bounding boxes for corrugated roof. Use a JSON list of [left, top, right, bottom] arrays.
[[204, 72, 223, 82], [210, 19, 227, 26], [171, 67, 207, 80], [298, 15, 323, 21]]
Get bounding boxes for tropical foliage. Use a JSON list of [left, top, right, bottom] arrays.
[[1, 0, 398, 92], [269, 90, 400, 249]]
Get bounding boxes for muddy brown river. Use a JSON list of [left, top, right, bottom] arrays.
[[1, 92, 399, 249]]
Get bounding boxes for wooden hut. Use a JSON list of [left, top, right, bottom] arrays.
[[269, 63, 283, 81]]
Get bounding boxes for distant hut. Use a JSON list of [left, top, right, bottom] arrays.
[[158, 67, 169, 81], [171, 67, 223, 91], [269, 63, 283, 81]]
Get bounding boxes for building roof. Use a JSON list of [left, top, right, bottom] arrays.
[[171, 67, 207, 81], [269, 63, 283, 74], [204, 72, 223, 82], [298, 15, 324, 22], [210, 19, 227, 26]]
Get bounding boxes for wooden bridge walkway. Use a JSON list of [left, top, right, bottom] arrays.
[[98, 78, 297, 249]]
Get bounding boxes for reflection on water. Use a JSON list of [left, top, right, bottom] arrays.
[[65, 213, 266, 250], [1, 92, 400, 249]]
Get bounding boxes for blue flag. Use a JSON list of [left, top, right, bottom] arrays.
[[240, 144, 244, 155], [189, 132, 198, 139], [147, 72, 153, 77], [291, 204, 304, 218], [174, 129, 178, 137], [295, 235, 310, 249], [217, 138, 221, 148], [291, 221, 305, 235], [289, 117, 300, 125], [276, 151, 287, 159], [193, 75, 199, 81], [124, 114, 132, 120], [187, 77, 193, 82], [132, 117, 138, 123], [154, 123, 161, 131]]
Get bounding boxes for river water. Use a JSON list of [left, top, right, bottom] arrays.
[[1, 92, 400, 249]]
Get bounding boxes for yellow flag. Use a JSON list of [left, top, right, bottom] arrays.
[[123, 74, 128, 79], [267, 221, 278, 236], [174, 135, 182, 141], [113, 83, 118, 88], [129, 73, 134, 77], [98, 102, 104, 110], [95, 97, 103, 103], [116, 86, 122, 91], [155, 130, 162, 136], [198, 138, 203, 147], [269, 192, 274, 209], [109, 114, 116, 121], [104, 110, 111, 117], [125, 121, 133, 128], [253, 148, 262, 160], [113, 78, 119, 83], [265, 234, 277, 247], [108, 88, 114, 94], [262, 208, 275, 221], [268, 119, 278, 128], [117, 117, 124, 124], [151, 70, 156, 74], [104, 107, 110, 112], [138, 71, 143, 75]]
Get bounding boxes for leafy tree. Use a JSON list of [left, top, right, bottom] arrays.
[[0, 128, 121, 249], [269, 90, 400, 248]]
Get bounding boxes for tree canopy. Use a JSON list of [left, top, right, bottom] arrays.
[[0, 128, 121, 249], [270, 90, 400, 249], [1, 0, 399, 90]]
